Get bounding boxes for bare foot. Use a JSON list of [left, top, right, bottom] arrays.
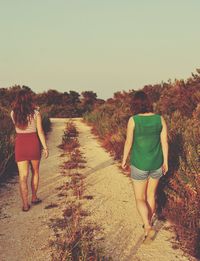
[[143, 226, 156, 244]]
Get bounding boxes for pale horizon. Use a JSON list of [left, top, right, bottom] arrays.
[[1, 0, 200, 99]]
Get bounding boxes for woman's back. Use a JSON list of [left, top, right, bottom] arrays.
[[11, 110, 39, 133], [131, 114, 163, 171]]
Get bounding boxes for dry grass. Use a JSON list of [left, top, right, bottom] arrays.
[[50, 120, 112, 261]]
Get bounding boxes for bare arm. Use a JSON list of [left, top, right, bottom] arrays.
[[36, 112, 49, 158], [122, 117, 135, 169], [160, 116, 168, 174]]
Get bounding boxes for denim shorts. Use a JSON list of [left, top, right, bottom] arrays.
[[130, 165, 163, 180]]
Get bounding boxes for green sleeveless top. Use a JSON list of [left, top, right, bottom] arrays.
[[130, 114, 163, 170]]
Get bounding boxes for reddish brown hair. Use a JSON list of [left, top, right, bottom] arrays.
[[12, 89, 36, 129], [131, 91, 153, 115]]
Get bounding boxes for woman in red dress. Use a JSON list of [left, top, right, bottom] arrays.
[[11, 89, 49, 211]]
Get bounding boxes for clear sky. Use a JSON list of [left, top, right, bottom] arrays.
[[1, 0, 200, 99]]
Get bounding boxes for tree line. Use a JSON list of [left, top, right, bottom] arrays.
[[0, 86, 104, 118]]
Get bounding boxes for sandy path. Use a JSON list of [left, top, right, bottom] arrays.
[[0, 119, 68, 261], [0, 118, 192, 261]]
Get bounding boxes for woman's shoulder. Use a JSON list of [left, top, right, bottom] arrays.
[[132, 115, 139, 123], [155, 113, 162, 118], [130, 115, 137, 120], [34, 108, 40, 116], [32, 109, 40, 120], [128, 116, 135, 123], [154, 114, 163, 122], [10, 110, 14, 118], [159, 114, 167, 124]]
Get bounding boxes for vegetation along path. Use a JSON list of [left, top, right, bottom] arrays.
[[0, 119, 192, 261]]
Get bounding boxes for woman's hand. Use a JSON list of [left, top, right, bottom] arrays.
[[43, 148, 49, 159], [162, 162, 168, 175]]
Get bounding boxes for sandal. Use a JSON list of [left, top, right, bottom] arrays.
[[22, 204, 30, 212], [31, 198, 42, 205]]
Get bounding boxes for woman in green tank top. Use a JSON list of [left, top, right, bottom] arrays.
[[122, 91, 168, 243]]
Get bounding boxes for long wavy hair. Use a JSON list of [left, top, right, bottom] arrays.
[[131, 91, 153, 115], [12, 89, 36, 129]]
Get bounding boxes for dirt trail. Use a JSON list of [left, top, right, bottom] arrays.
[[0, 118, 191, 261]]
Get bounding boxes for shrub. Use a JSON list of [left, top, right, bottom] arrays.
[[0, 106, 15, 179], [83, 80, 200, 258]]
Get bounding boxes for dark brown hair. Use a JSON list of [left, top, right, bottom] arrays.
[[131, 91, 153, 115], [12, 89, 36, 129]]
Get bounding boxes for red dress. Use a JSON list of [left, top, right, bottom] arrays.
[[11, 110, 41, 162]]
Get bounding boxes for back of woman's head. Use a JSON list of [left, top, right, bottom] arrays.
[[12, 89, 35, 129], [131, 91, 153, 115]]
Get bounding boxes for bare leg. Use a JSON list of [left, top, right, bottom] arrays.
[[146, 177, 160, 223], [30, 160, 40, 201], [17, 161, 29, 209], [132, 179, 152, 231]]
